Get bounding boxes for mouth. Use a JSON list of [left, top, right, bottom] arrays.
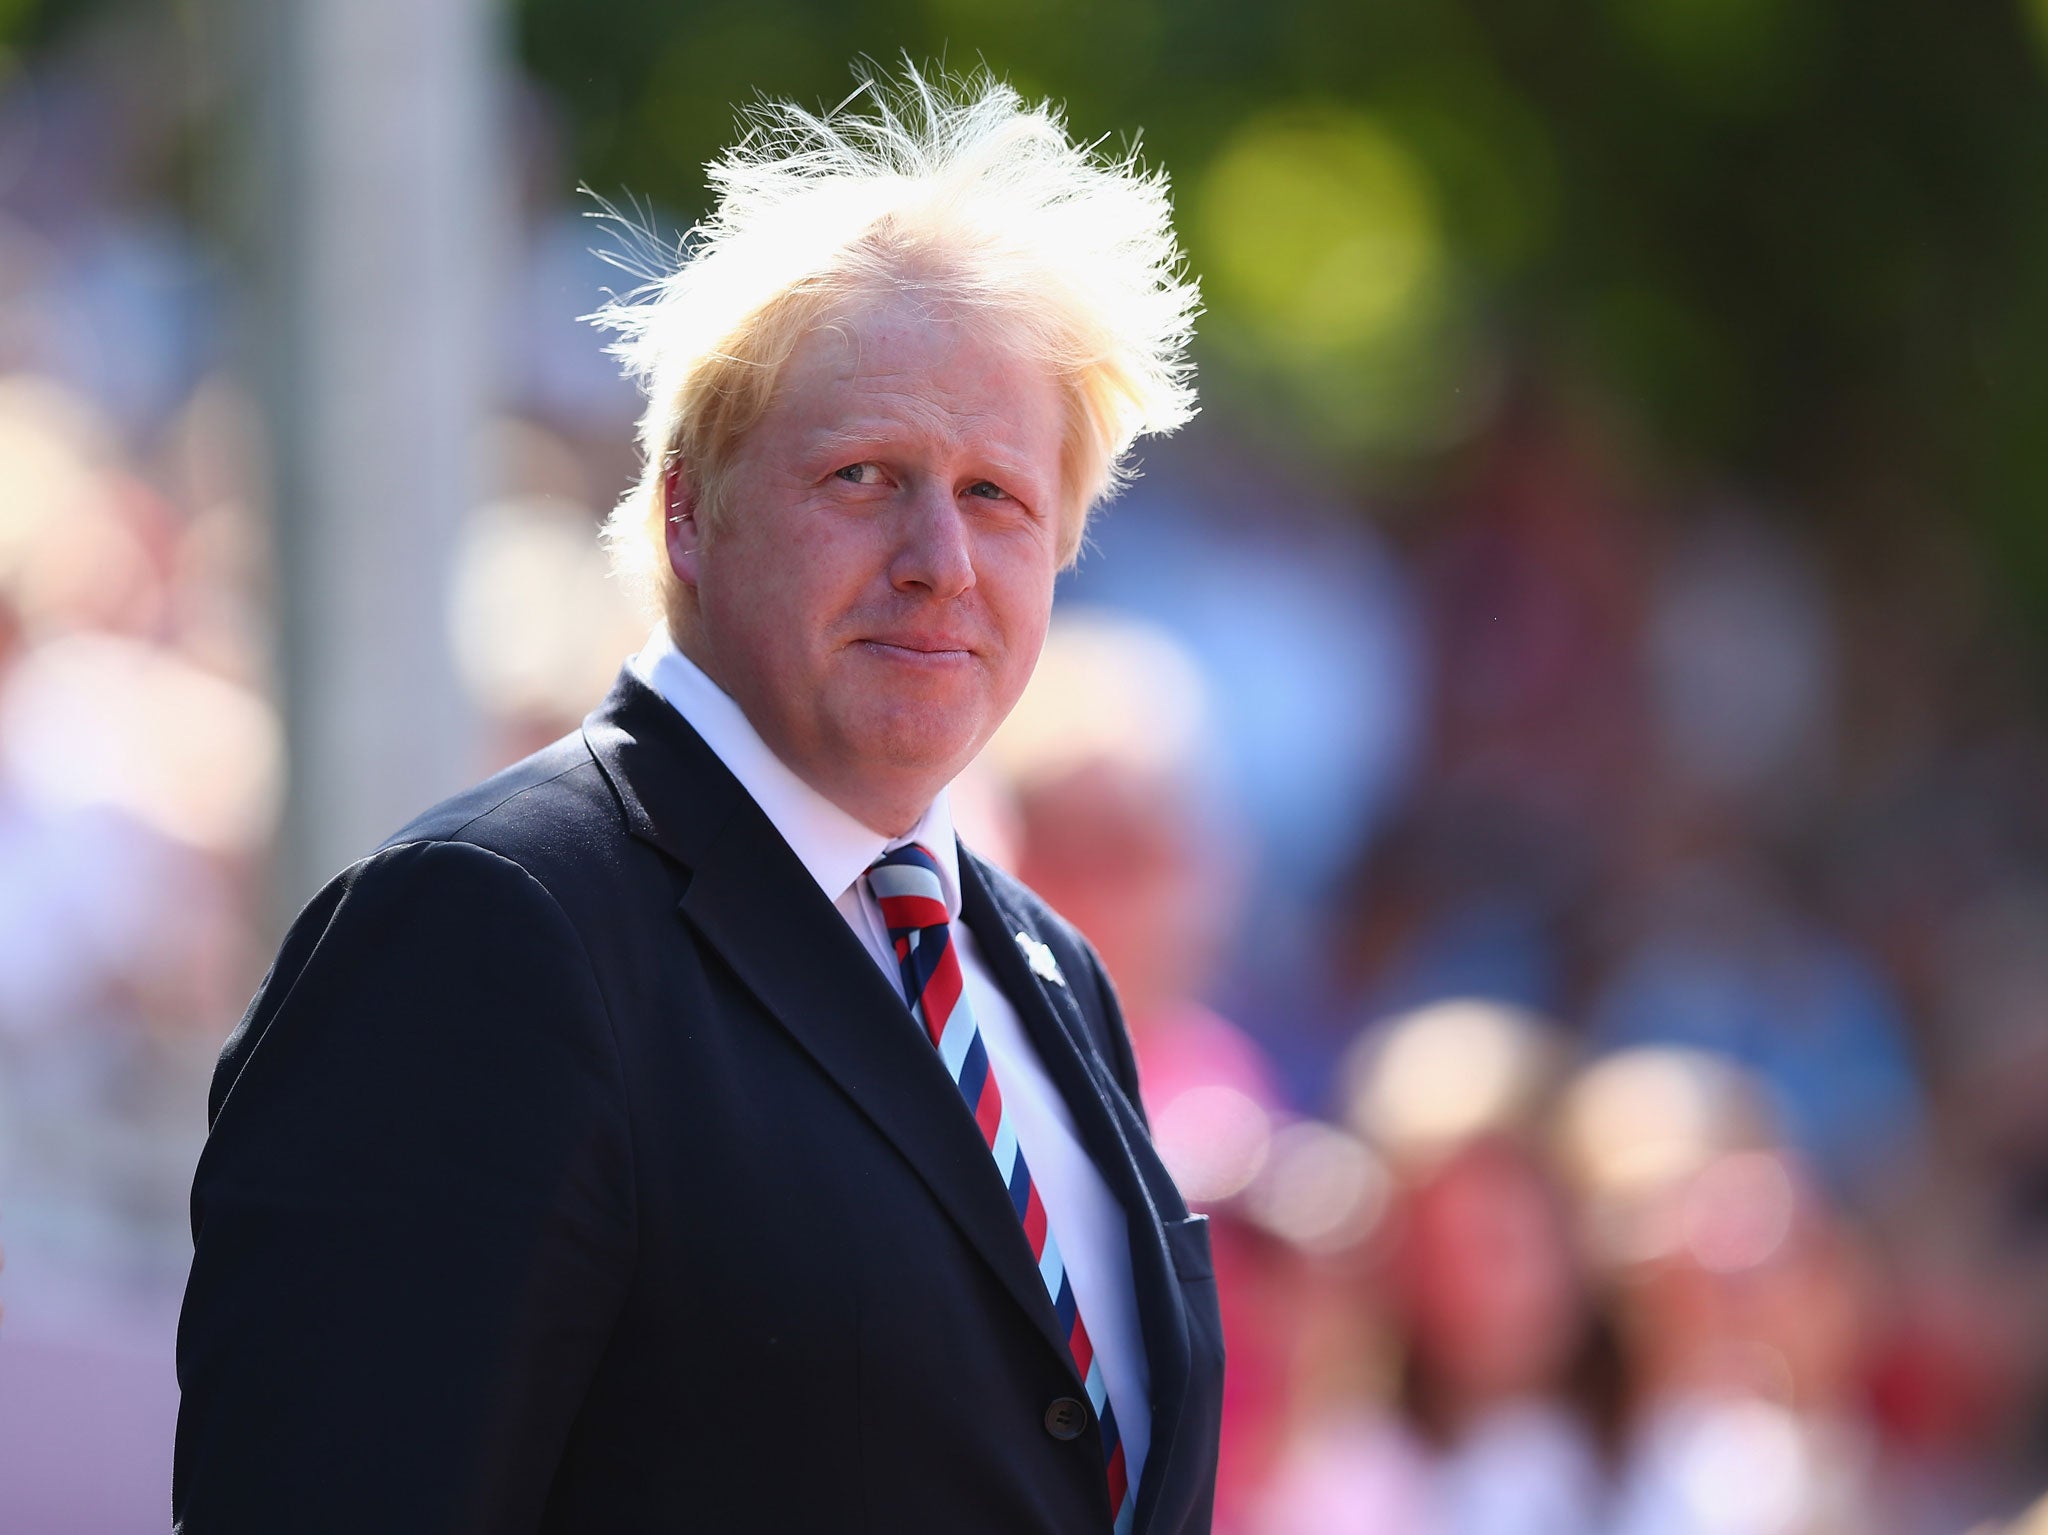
[[854, 637, 976, 664]]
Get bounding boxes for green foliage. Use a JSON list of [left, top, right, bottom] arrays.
[[0, 0, 42, 78], [515, 0, 2048, 614], [0, 0, 124, 90]]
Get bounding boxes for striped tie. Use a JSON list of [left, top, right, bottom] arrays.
[[865, 844, 1133, 1533]]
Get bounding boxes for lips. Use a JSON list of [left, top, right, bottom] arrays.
[[859, 634, 976, 655]]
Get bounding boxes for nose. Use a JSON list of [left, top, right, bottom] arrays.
[[888, 480, 975, 599]]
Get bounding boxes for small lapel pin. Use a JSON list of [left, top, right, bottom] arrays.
[[1015, 931, 1066, 987]]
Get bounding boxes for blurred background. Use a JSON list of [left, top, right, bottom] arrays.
[[4, 0, 2048, 1529]]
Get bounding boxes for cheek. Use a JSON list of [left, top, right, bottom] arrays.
[[1013, 587, 1053, 656], [985, 600, 1052, 724], [991, 544, 1058, 653], [706, 528, 851, 635]]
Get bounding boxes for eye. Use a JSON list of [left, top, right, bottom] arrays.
[[965, 480, 1009, 501], [835, 462, 884, 485]]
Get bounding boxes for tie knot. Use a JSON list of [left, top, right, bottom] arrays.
[[865, 843, 950, 934]]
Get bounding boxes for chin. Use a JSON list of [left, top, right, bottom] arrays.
[[837, 700, 984, 786]]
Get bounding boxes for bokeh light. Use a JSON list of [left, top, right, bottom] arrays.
[[1198, 106, 1442, 362]]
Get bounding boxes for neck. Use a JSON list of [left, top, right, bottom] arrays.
[[807, 771, 934, 840], [669, 621, 940, 840]]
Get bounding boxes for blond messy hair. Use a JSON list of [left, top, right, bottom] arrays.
[[590, 64, 1200, 617]]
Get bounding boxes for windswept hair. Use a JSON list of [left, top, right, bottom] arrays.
[[590, 64, 1200, 610]]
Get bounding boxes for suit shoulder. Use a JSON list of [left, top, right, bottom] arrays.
[[361, 725, 678, 993], [376, 728, 655, 907], [213, 835, 617, 1117], [384, 730, 611, 852]]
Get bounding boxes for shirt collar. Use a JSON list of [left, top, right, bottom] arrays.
[[627, 626, 961, 918]]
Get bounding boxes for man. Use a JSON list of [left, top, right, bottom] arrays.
[[173, 70, 1223, 1534]]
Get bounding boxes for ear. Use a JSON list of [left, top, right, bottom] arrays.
[[662, 458, 702, 589]]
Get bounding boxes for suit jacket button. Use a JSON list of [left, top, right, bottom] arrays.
[[1043, 1397, 1089, 1440]]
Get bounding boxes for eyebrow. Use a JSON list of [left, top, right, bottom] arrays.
[[807, 426, 900, 458], [806, 425, 1051, 491]]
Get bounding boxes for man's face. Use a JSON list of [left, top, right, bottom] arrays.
[[669, 289, 1068, 835]]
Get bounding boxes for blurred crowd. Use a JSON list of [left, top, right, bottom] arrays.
[[995, 407, 2048, 1535], [5, 12, 2048, 1535]]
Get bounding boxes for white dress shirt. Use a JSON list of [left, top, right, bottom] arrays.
[[628, 628, 1151, 1494]]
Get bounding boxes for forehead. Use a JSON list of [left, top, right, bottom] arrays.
[[765, 290, 1067, 468]]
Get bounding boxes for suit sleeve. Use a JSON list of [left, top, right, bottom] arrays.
[[174, 839, 636, 1535]]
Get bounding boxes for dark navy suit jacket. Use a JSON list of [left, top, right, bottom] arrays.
[[174, 668, 1225, 1533]]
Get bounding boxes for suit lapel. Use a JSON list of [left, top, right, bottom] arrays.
[[581, 673, 1081, 1380], [959, 856, 1195, 1535]]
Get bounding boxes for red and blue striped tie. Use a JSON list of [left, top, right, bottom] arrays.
[[866, 844, 1134, 1533]]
